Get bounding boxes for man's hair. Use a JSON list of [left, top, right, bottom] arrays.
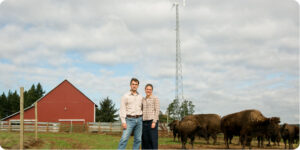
[[130, 78, 139, 85], [145, 83, 153, 90]]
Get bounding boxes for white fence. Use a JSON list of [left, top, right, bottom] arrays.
[[0, 121, 169, 133], [0, 121, 59, 132]]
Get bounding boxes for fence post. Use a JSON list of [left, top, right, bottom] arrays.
[[110, 122, 112, 133], [8, 121, 11, 132], [46, 122, 49, 132], [70, 121, 73, 133], [20, 87, 24, 150], [120, 122, 122, 132], [98, 122, 101, 133], [86, 122, 89, 133], [35, 102, 38, 141]]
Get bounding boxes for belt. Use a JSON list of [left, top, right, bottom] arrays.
[[127, 115, 142, 118]]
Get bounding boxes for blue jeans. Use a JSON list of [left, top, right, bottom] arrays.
[[118, 117, 143, 150]]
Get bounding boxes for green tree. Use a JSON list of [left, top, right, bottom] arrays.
[[7, 90, 20, 115], [0, 92, 10, 119], [0, 83, 45, 119], [96, 97, 118, 122], [179, 99, 195, 119], [159, 111, 168, 123], [36, 83, 45, 98], [24, 83, 45, 108], [0, 92, 6, 119], [167, 99, 181, 120]]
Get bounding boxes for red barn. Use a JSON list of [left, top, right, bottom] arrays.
[[1, 80, 97, 123]]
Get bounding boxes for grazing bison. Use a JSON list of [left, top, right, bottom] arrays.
[[179, 114, 221, 149], [221, 109, 280, 149], [194, 114, 221, 145], [179, 115, 198, 149], [256, 122, 281, 147], [280, 123, 299, 149], [266, 123, 281, 146], [168, 120, 181, 141]]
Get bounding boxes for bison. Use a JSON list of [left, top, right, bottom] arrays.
[[280, 123, 299, 149], [168, 120, 181, 142], [179, 114, 221, 149], [256, 122, 281, 147], [266, 123, 281, 146], [178, 115, 198, 149], [194, 114, 221, 145], [221, 109, 280, 149]]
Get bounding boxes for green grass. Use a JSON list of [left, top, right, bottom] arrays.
[[0, 131, 299, 149], [0, 132, 135, 149]]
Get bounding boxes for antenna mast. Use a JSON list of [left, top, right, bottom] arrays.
[[175, 2, 184, 103]]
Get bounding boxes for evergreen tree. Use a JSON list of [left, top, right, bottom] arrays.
[[36, 83, 45, 98], [7, 90, 20, 115], [24, 83, 45, 108], [0, 93, 5, 119], [24, 84, 36, 108], [96, 97, 118, 122], [0, 93, 9, 118], [0, 83, 45, 119]]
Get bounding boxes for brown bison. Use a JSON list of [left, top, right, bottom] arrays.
[[168, 120, 181, 141], [194, 114, 221, 145], [221, 109, 280, 149], [179, 114, 221, 149], [280, 123, 299, 149], [266, 123, 281, 146], [256, 122, 281, 147], [179, 116, 198, 149]]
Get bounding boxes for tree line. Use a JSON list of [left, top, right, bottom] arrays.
[[0, 83, 195, 123], [0, 83, 45, 119]]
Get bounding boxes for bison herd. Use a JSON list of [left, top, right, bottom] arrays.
[[168, 109, 299, 149]]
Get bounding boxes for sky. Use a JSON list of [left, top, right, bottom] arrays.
[[0, 0, 299, 124]]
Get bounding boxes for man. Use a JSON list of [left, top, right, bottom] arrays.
[[118, 78, 143, 150]]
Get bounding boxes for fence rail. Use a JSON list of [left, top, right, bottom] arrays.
[[0, 121, 59, 132], [0, 121, 169, 133]]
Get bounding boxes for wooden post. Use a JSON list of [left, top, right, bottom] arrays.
[[20, 87, 24, 150], [35, 102, 38, 141], [98, 122, 101, 133], [46, 122, 49, 132], [86, 122, 88, 133], [120, 123, 123, 132], [8, 121, 11, 132], [70, 121, 72, 133], [110, 122, 112, 133]]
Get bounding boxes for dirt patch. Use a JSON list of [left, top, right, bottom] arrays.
[[24, 138, 42, 149], [10, 138, 43, 149]]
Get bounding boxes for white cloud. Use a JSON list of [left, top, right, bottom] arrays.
[[0, 0, 298, 123]]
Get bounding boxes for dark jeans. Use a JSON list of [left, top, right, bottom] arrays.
[[142, 120, 158, 149]]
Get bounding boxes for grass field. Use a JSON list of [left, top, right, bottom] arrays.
[[0, 131, 299, 149]]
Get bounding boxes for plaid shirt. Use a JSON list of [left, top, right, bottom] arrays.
[[142, 95, 160, 123]]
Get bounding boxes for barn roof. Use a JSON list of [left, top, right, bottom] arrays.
[[1, 79, 98, 121]]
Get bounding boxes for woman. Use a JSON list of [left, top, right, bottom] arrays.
[[142, 84, 160, 149]]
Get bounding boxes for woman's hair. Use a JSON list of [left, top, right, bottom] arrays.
[[145, 83, 153, 90]]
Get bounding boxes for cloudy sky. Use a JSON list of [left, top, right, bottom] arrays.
[[0, 0, 299, 123]]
